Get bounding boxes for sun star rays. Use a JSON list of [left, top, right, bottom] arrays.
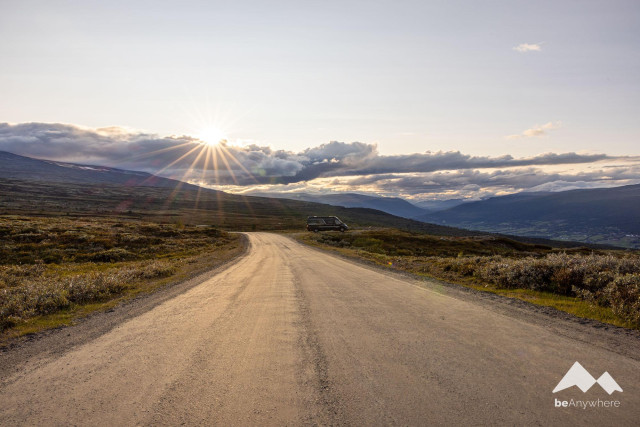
[[119, 127, 262, 217]]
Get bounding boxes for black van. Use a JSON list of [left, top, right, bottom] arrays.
[[306, 216, 349, 232]]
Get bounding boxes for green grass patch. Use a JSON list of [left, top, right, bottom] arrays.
[[464, 284, 633, 329]]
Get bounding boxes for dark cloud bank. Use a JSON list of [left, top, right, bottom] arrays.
[[1, 122, 638, 199]]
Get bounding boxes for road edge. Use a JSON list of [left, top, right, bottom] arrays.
[[0, 234, 250, 378], [288, 233, 640, 361]]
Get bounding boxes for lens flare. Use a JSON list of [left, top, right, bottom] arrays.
[[110, 102, 279, 219], [197, 126, 227, 147]]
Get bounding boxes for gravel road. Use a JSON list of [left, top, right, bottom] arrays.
[[1, 232, 639, 425]]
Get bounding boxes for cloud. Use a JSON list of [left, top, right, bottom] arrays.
[[507, 121, 561, 139], [0, 122, 636, 201], [1, 122, 605, 186], [513, 43, 542, 52], [338, 165, 640, 195], [239, 163, 640, 202]]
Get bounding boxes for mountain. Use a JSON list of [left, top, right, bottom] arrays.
[[412, 198, 470, 212], [0, 151, 198, 189], [0, 178, 480, 237], [248, 192, 428, 219], [418, 185, 640, 248], [0, 151, 477, 236]]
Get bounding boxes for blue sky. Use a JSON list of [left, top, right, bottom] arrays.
[[0, 1, 638, 199]]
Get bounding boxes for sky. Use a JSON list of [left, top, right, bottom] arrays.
[[1, 0, 639, 201]]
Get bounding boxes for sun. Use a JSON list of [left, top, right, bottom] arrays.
[[196, 125, 228, 147]]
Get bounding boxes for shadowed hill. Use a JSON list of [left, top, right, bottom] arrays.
[[417, 185, 640, 248], [249, 192, 428, 219], [0, 150, 465, 234], [0, 178, 469, 235], [0, 151, 199, 189]]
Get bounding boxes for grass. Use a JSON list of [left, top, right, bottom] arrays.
[[0, 215, 243, 343], [465, 284, 634, 329], [295, 229, 640, 330]]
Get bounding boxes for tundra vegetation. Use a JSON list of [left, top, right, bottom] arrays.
[[300, 230, 640, 329], [0, 178, 467, 234], [0, 216, 242, 337]]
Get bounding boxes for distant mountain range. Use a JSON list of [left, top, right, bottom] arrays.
[[0, 151, 198, 189], [249, 192, 429, 219], [418, 185, 640, 248], [412, 198, 469, 212], [249, 192, 470, 218], [245, 185, 640, 248]]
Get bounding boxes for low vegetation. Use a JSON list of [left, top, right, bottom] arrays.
[[0, 178, 569, 241], [299, 230, 640, 329], [0, 216, 242, 335]]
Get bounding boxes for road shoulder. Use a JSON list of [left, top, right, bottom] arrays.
[[0, 234, 250, 378], [288, 233, 640, 361]]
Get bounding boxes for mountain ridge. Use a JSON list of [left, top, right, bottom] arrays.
[[418, 185, 640, 248], [248, 192, 428, 219], [0, 150, 199, 190]]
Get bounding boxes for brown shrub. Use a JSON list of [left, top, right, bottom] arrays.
[[400, 252, 640, 326], [0, 259, 181, 330], [603, 274, 640, 326]]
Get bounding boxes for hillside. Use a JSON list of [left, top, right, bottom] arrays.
[[0, 150, 464, 234], [249, 192, 428, 219], [418, 185, 640, 248], [0, 177, 475, 236], [0, 151, 199, 189]]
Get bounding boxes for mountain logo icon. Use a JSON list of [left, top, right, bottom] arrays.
[[553, 362, 623, 395]]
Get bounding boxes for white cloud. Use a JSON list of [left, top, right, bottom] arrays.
[[1, 122, 604, 187], [513, 43, 542, 52], [507, 121, 561, 139], [1, 122, 634, 201], [226, 164, 640, 202]]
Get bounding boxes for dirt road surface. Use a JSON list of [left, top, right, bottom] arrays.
[[1, 232, 639, 425]]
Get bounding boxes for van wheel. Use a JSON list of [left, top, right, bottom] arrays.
[[313, 228, 319, 233], [340, 227, 346, 232]]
